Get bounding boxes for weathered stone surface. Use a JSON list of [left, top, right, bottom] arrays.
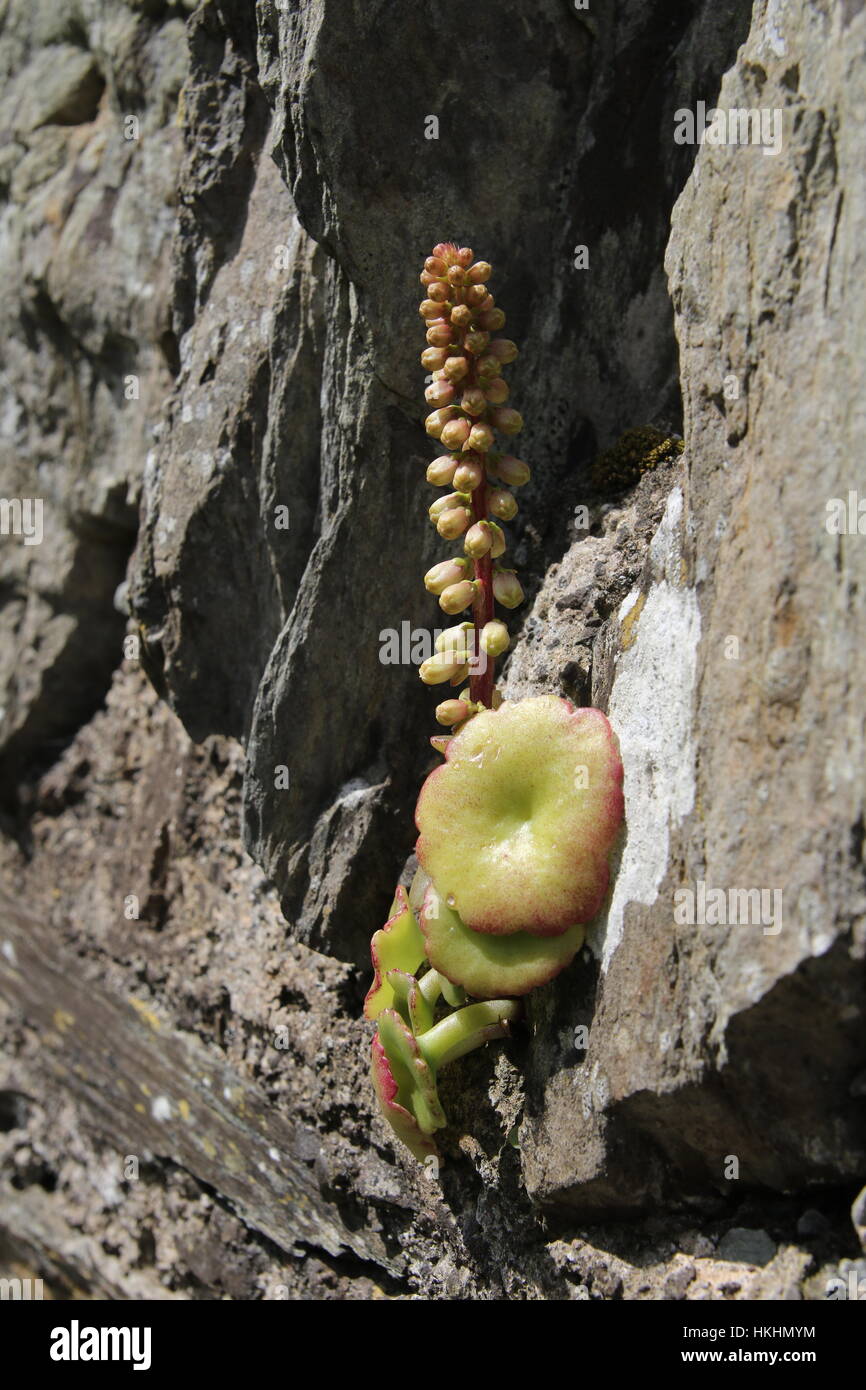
[[512, 0, 866, 1214], [0, 1, 185, 794]]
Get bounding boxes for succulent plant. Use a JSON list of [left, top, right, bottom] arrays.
[[365, 244, 624, 1164]]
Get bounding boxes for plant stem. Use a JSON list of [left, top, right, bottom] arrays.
[[416, 1000, 521, 1071]]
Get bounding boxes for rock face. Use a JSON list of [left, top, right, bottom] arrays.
[[1, 0, 865, 1300]]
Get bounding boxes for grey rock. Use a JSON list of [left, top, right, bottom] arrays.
[[717, 1228, 776, 1267], [852, 1187, 866, 1254]]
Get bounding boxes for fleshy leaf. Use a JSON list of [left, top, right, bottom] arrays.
[[416, 695, 623, 936], [364, 886, 427, 1020], [371, 1009, 447, 1161], [385, 967, 436, 1035], [420, 879, 586, 999]]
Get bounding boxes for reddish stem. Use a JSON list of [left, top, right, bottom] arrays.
[[469, 482, 495, 708]]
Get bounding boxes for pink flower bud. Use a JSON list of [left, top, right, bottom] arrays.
[[443, 355, 469, 383], [436, 506, 471, 539], [425, 256, 447, 275], [483, 377, 509, 404], [428, 492, 466, 522], [426, 455, 458, 486], [435, 622, 473, 656], [431, 243, 450, 260], [488, 522, 506, 558], [419, 299, 444, 320], [421, 346, 449, 370], [493, 569, 524, 608], [464, 520, 493, 557], [419, 652, 466, 686], [455, 247, 474, 268], [464, 284, 487, 307], [425, 406, 458, 438], [467, 421, 495, 453], [439, 579, 477, 614], [420, 270, 435, 286], [496, 454, 531, 486], [425, 379, 455, 407], [424, 558, 469, 594], [435, 699, 471, 728], [440, 417, 472, 451], [477, 293, 495, 311], [476, 355, 500, 380], [480, 620, 510, 657], [447, 265, 467, 287], [428, 281, 450, 303], [478, 308, 506, 332], [490, 338, 519, 363], [489, 488, 518, 521], [453, 458, 484, 491], [490, 407, 523, 435], [468, 261, 492, 283], [460, 387, 487, 417], [426, 323, 452, 347], [464, 330, 490, 356], [450, 304, 472, 330]]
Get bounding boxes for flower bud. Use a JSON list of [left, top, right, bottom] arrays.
[[483, 377, 509, 404], [480, 620, 510, 657], [493, 569, 524, 608], [450, 303, 472, 330], [490, 338, 519, 363], [425, 255, 447, 276], [435, 621, 473, 654], [428, 491, 467, 522], [420, 299, 445, 320], [490, 406, 523, 435], [425, 378, 455, 407], [464, 520, 493, 557], [453, 458, 484, 491], [439, 579, 477, 614], [431, 243, 451, 259], [496, 454, 531, 486], [443, 355, 469, 383], [489, 488, 518, 521], [426, 323, 452, 347], [478, 308, 506, 332], [436, 506, 471, 539], [435, 699, 471, 727], [425, 406, 458, 438], [424, 557, 469, 594], [426, 454, 458, 486], [420, 270, 435, 286], [419, 651, 466, 685], [464, 284, 487, 307], [440, 416, 472, 451], [428, 281, 450, 304], [467, 421, 495, 453], [455, 247, 474, 268], [488, 522, 506, 558], [478, 293, 495, 312], [476, 354, 500, 380], [464, 330, 490, 356], [468, 261, 492, 283], [447, 265, 467, 287], [460, 387, 487, 417], [421, 346, 449, 370]]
